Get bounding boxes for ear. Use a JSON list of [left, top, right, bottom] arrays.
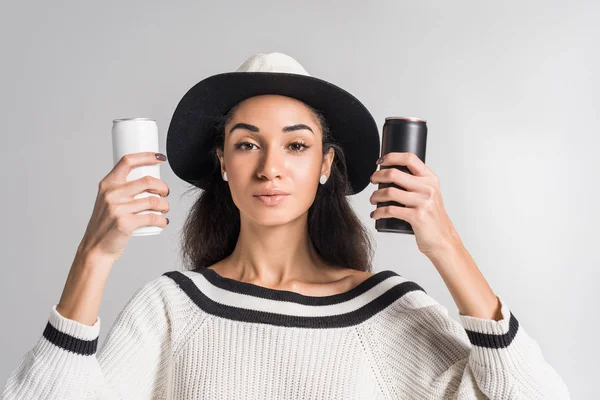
[[321, 147, 335, 177], [216, 148, 225, 174]]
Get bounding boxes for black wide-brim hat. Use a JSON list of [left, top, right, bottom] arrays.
[[166, 52, 380, 195]]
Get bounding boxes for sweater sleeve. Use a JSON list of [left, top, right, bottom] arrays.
[[367, 291, 571, 399], [2, 275, 176, 400]]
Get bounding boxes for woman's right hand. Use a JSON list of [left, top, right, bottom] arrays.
[[77, 152, 170, 265]]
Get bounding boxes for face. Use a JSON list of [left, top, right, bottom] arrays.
[[217, 94, 335, 226]]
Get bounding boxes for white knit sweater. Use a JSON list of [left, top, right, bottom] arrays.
[[3, 267, 570, 399]]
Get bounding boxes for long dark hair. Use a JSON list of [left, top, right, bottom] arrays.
[[179, 100, 375, 273]]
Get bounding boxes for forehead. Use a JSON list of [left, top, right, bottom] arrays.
[[230, 94, 316, 120]]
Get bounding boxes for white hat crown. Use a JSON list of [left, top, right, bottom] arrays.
[[235, 52, 310, 76]]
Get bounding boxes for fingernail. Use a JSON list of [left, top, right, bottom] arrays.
[[376, 157, 384, 164], [166, 217, 170, 225], [155, 153, 167, 161], [370, 211, 374, 218], [167, 188, 170, 197]]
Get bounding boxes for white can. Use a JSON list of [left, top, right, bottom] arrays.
[[111, 118, 163, 236]]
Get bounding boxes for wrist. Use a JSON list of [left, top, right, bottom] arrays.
[[57, 250, 112, 325], [424, 234, 464, 264], [75, 244, 116, 270]]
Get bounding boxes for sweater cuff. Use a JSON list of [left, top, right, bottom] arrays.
[[42, 304, 101, 355], [458, 295, 513, 335], [458, 295, 523, 367]]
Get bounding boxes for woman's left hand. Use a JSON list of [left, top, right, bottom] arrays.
[[369, 152, 461, 257]]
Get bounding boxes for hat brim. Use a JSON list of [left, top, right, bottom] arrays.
[[166, 72, 380, 195]]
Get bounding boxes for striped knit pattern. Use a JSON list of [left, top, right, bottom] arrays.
[[3, 267, 570, 399]]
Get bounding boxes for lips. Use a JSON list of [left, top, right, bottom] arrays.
[[253, 189, 290, 196], [254, 194, 289, 205]]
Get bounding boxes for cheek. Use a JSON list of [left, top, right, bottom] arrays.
[[288, 158, 322, 188]]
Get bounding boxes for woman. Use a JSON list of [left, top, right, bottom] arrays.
[[3, 52, 570, 399]]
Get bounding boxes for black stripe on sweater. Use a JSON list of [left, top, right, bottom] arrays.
[[163, 270, 427, 328], [196, 267, 402, 305], [464, 311, 520, 348], [42, 322, 98, 356]]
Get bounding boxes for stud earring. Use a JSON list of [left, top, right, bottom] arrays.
[[223, 171, 228, 181], [319, 174, 327, 184]]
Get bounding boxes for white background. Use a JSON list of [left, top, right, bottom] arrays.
[[1, 1, 596, 397]]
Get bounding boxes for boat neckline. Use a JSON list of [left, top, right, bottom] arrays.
[[192, 266, 397, 304], [163, 267, 426, 328]]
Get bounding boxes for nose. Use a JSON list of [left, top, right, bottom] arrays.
[[257, 144, 285, 182]]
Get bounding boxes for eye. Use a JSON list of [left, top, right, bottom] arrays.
[[289, 141, 309, 153], [234, 141, 310, 153], [234, 142, 258, 151]]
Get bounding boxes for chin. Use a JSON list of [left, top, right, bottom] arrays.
[[251, 210, 292, 224], [244, 207, 306, 227]]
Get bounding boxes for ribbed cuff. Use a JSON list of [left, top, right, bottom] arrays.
[[458, 296, 524, 368], [459, 295, 513, 335], [42, 304, 101, 355]]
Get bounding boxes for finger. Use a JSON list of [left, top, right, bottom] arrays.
[[372, 168, 427, 193], [120, 175, 169, 199], [111, 152, 167, 183], [372, 205, 413, 222], [370, 187, 420, 207], [378, 152, 431, 177], [118, 195, 170, 215], [135, 211, 170, 230]]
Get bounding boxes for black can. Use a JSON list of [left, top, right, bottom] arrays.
[[375, 117, 428, 234]]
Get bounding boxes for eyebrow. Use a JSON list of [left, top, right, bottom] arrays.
[[228, 122, 314, 136]]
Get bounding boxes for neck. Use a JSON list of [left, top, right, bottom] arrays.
[[221, 213, 332, 288]]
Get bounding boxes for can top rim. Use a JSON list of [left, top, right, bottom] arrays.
[[113, 118, 156, 123], [385, 116, 427, 123]]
